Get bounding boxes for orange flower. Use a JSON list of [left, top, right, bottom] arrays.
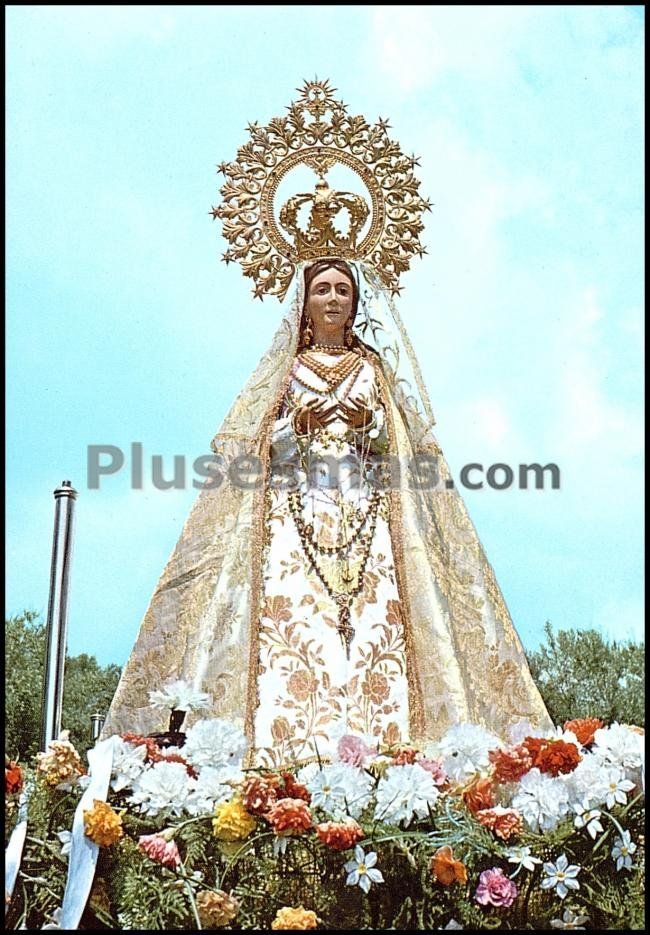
[[430, 845, 468, 885], [534, 739, 581, 777], [564, 718, 604, 746], [242, 774, 281, 815], [316, 819, 364, 851], [488, 746, 533, 783], [462, 776, 495, 814], [266, 797, 312, 835], [83, 799, 123, 847], [476, 806, 523, 841], [271, 906, 318, 930], [281, 772, 312, 804], [521, 736, 546, 761], [5, 760, 23, 796]]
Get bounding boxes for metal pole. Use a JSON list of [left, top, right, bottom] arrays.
[[41, 480, 78, 751], [90, 713, 105, 742]]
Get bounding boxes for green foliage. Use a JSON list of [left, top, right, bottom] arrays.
[[106, 839, 191, 930], [527, 622, 645, 727], [5, 611, 121, 761]]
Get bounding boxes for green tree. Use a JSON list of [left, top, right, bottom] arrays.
[[527, 621, 645, 727], [5, 611, 121, 761]]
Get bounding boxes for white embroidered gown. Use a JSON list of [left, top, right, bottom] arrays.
[[252, 350, 410, 767]]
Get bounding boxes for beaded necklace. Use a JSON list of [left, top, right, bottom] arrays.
[[288, 489, 381, 657], [297, 349, 363, 393]]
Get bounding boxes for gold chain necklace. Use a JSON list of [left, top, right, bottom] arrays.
[[297, 350, 362, 393]]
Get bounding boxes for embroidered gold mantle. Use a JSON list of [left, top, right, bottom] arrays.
[[102, 267, 553, 759]]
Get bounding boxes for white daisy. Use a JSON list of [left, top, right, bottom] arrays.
[[374, 763, 439, 826], [344, 845, 384, 893], [611, 830, 637, 871], [128, 761, 194, 816], [504, 845, 542, 874], [572, 805, 604, 840], [549, 908, 589, 929], [540, 853, 581, 899], [182, 718, 248, 770], [602, 768, 635, 810]]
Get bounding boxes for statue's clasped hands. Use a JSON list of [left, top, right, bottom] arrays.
[[293, 398, 374, 435]]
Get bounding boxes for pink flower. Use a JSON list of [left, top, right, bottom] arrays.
[[474, 867, 518, 908], [417, 757, 448, 786], [337, 735, 374, 767], [138, 833, 181, 869]]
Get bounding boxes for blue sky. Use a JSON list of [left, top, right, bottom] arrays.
[[7, 6, 644, 667]]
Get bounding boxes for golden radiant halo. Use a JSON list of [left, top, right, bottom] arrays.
[[211, 78, 431, 301]]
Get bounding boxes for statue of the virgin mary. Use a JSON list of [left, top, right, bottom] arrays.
[[102, 80, 553, 767]]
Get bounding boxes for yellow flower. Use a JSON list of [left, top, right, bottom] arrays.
[[212, 797, 256, 841], [83, 799, 123, 847], [271, 906, 319, 930]]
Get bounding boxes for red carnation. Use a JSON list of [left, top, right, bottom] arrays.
[[316, 819, 364, 851], [462, 776, 496, 814], [564, 718, 604, 747], [534, 739, 582, 777], [281, 771, 312, 804], [488, 745, 533, 783], [266, 797, 312, 835], [5, 760, 23, 796]]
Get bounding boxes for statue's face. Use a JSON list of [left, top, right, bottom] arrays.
[[305, 267, 354, 341]]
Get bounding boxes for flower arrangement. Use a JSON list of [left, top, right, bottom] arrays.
[[5, 691, 644, 931]]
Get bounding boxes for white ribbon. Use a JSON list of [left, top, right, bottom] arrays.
[[5, 781, 33, 911], [56, 736, 119, 930]]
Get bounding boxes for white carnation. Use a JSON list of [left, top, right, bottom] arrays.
[[110, 738, 148, 793], [432, 723, 502, 781], [374, 763, 439, 826], [183, 718, 248, 770], [148, 679, 211, 713], [184, 765, 242, 816], [305, 763, 374, 820], [128, 761, 194, 816], [592, 723, 643, 774], [512, 768, 570, 833], [560, 752, 611, 811]]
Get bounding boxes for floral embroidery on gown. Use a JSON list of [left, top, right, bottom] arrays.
[[253, 351, 409, 767]]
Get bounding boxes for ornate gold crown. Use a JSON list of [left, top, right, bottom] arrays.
[[211, 79, 432, 301]]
